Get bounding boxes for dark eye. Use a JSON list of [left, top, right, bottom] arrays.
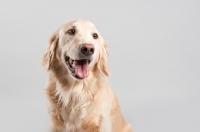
[[67, 29, 75, 35], [93, 33, 98, 39]]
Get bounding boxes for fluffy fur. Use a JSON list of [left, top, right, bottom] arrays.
[[42, 19, 132, 132]]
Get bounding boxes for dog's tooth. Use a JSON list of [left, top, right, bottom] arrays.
[[72, 63, 75, 68], [69, 59, 72, 65]]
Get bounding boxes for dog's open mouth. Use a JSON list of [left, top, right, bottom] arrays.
[[65, 56, 91, 79]]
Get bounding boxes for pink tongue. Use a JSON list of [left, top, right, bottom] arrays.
[[75, 60, 89, 79]]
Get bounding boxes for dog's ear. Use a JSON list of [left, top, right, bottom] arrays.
[[41, 31, 59, 71], [97, 42, 110, 76]]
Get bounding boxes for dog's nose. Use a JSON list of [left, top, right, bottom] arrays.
[[80, 44, 95, 56]]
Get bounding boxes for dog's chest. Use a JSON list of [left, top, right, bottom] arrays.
[[60, 106, 84, 131], [58, 87, 92, 131]]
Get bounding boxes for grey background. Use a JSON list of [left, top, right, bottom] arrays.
[[0, 0, 200, 132]]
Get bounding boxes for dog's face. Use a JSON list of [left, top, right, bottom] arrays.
[[59, 20, 101, 79], [42, 19, 109, 80]]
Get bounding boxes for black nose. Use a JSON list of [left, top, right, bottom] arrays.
[[80, 44, 95, 56]]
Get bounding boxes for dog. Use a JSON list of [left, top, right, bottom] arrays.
[[42, 19, 132, 132]]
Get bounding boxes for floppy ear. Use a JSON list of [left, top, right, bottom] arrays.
[[97, 42, 110, 76], [41, 31, 59, 71]]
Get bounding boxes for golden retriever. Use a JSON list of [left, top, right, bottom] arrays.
[[42, 19, 132, 132]]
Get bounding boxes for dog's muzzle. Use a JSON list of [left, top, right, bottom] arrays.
[[65, 44, 94, 79]]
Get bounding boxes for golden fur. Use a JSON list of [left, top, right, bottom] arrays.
[[42, 19, 132, 132]]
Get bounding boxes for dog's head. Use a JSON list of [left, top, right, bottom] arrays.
[[42, 19, 109, 80]]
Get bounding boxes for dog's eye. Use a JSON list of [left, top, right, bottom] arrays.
[[93, 33, 98, 39], [67, 29, 75, 35]]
